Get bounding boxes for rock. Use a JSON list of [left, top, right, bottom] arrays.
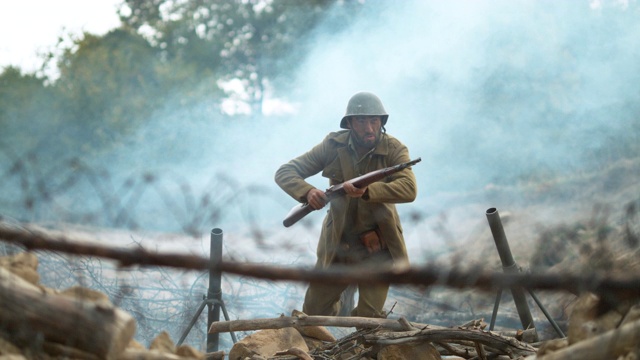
[[620, 304, 640, 326], [377, 342, 441, 360], [60, 285, 112, 305], [299, 336, 324, 354], [567, 292, 622, 345], [291, 310, 337, 342], [176, 344, 204, 359], [0, 355, 28, 360], [150, 331, 176, 354], [228, 328, 308, 360], [536, 338, 569, 356], [0, 252, 39, 285], [0, 336, 21, 356], [127, 339, 147, 350]]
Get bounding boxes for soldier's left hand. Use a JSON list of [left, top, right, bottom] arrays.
[[343, 182, 367, 198]]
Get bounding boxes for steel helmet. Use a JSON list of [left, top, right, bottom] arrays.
[[340, 92, 389, 129]]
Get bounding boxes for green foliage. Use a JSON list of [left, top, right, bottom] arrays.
[[1, 1, 364, 162], [54, 29, 163, 152], [0, 67, 59, 153], [118, 0, 363, 111], [46, 27, 224, 156]]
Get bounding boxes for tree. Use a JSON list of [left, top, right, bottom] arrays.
[[118, 0, 366, 115], [53, 29, 164, 152], [0, 67, 59, 153]]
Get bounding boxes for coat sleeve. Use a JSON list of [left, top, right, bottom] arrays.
[[274, 136, 333, 203], [365, 141, 418, 204]]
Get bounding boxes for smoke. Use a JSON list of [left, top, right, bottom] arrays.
[[278, 0, 640, 209], [4, 0, 639, 242], [79, 0, 639, 234], [2, 1, 639, 339]]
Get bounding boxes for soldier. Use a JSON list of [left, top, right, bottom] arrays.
[[275, 91, 418, 318]]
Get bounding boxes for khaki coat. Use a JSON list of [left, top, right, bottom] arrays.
[[275, 130, 417, 268]]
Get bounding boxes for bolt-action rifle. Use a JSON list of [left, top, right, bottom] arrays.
[[282, 158, 421, 227]]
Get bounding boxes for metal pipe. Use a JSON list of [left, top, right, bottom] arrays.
[[177, 297, 207, 345], [489, 288, 502, 331], [207, 228, 224, 352], [486, 208, 537, 340], [528, 289, 566, 338], [486, 208, 516, 268]]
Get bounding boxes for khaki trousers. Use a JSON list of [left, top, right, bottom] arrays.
[[302, 249, 392, 318]]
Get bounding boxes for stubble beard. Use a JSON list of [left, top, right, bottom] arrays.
[[354, 131, 380, 150]]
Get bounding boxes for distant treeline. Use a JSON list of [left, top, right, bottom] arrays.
[[0, 0, 365, 162]]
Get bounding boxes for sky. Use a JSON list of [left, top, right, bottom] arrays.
[[0, 0, 122, 73]]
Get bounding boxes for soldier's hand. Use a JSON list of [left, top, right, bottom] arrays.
[[343, 182, 367, 198], [306, 188, 328, 210]]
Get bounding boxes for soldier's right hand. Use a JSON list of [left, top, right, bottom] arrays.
[[306, 188, 328, 210]]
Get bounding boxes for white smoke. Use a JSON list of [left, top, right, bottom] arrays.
[[41, 0, 640, 249]]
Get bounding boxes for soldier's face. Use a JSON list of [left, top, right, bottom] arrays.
[[349, 116, 382, 149]]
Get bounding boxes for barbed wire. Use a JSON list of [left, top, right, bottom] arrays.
[[0, 146, 290, 237], [1, 222, 639, 303]]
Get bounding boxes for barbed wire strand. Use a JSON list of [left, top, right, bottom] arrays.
[[1, 223, 639, 304]]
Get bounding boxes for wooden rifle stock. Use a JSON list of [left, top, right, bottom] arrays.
[[282, 158, 421, 227]]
